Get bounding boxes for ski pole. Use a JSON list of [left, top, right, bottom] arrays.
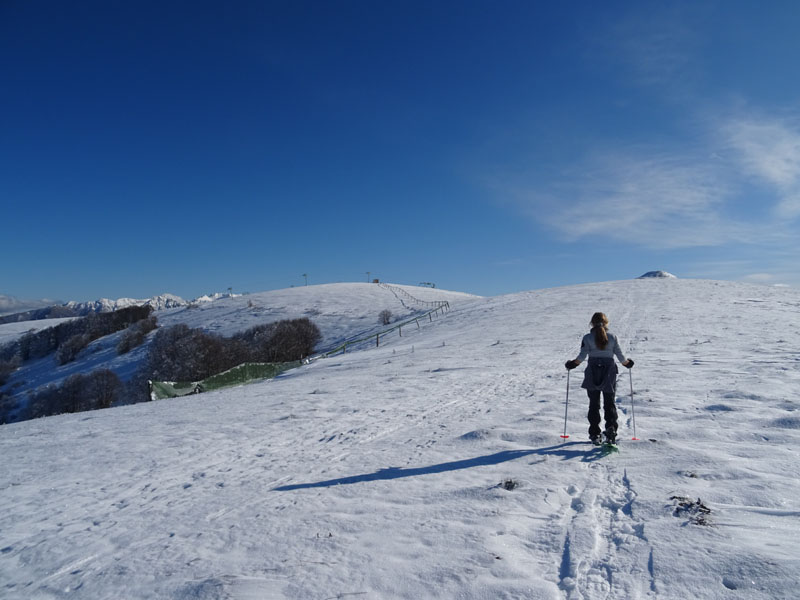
[[560, 370, 570, 439], [629, 369, 639, 441]]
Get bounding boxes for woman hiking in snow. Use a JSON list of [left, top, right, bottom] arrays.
[[565, 312, 633, 445]]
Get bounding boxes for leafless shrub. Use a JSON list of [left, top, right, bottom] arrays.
[[4, 305, 155, 364], [0, 357, 21, 386], [55, 334, 92, 365], [145, 318, 321, 383], [27, 369, 122, 419], [117, 315, 158, 354]]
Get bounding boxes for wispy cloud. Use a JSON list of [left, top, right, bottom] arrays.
[[0, 294, 57, 316], [501, 150, 755, 250], [590, 3, 708, 101], [482, 5, 800, 273], [552, 154, 734, 247], [723, 115, 800, 219], [614, 17, 697, 88], [493, 110, 800, 253]]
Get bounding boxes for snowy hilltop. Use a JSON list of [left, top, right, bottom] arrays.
[[637, 270, 677, 279], [1, 279, 799, 599]]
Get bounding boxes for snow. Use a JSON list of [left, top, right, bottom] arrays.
[[63, 293, 187, 314], [193, 292, 242, 304], [637, 271, 677, 279], [1, 278, 799, 599], [158, 283, 476, 351], [0, 318, 79, 346], [0, 283, 478, 417]]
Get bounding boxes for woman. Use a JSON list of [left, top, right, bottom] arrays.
[[565, 312, 634, 445]]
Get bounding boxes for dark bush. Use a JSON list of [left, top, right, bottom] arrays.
[[0, 357, 21, 386], [146, 318, 320, 384], [146, 325, 233, 383], [379, 309, 392, 325], [124, 372, 153, 405], [27, 369, 122, 419], [117, 315, 158, 354], [2, 305, 155, 364], [56, 334, 92, 365], [263, 318, 320, 362], [233, 322, 278, 362], [234, 318, 320, 363], [84, 369, 122, 409]]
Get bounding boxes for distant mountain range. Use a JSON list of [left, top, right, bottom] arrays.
[[0, 294, 188, 324]]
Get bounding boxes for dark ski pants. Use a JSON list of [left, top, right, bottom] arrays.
[[587, 390, 617, 438]]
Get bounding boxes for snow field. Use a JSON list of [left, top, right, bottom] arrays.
[[0, 318, 79, 346], [1, 279, 799, 599], [1, 283, 478, 418]]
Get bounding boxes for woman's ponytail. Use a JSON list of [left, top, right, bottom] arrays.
[[591, 312, 609, 350]]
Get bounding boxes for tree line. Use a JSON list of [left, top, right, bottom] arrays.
[[1, 315, 321, 422], [0, 305, 154, 365], [137, 318, 320, 392]]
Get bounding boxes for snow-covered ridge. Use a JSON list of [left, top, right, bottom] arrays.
[[64, 293, 187, 314], [637, 270, 677, 279]]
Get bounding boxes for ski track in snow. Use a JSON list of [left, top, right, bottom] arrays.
[[2, 279, 800, 599]]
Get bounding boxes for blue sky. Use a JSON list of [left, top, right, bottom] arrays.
[[2, 0, 800, 302]]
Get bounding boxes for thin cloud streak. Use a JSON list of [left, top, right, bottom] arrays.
[[508, 152, 753, 250], [590, 3, 709, 102], [494, 110, 800, 252], [724, 116, 800, 219], [615, 17, 698, 88]]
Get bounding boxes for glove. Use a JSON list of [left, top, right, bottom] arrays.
[[625, 359, 635, 369], [565, 360, 579, 370]]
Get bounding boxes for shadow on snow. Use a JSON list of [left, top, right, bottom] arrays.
[[273, 441, 606, 491]]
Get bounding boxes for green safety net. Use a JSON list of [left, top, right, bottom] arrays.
[[150, 361, 301, 400]]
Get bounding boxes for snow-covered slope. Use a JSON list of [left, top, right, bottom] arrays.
[[0, 283, 479, 417], [0, 318, 79, 347], [1, 279, 798, 599], [159, 283, 476, 349]]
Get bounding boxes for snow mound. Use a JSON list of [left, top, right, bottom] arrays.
[[637, 270, 677, 279], [458, 428, 495, 441], [192, 292, 241, 304]]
